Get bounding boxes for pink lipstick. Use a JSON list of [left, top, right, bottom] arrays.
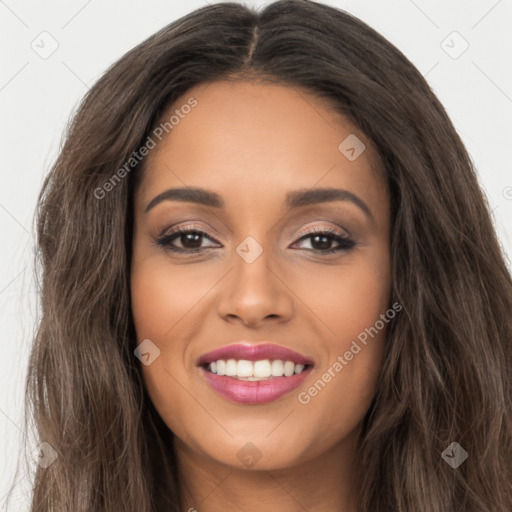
[[197, 342, 314, 404]]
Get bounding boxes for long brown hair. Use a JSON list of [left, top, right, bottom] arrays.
[[13, 0, 512, 510]]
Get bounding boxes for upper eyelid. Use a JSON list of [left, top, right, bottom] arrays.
[[295, 225, 349, 238], [163, 223, 348, 238], [159, 222, 219, 239]]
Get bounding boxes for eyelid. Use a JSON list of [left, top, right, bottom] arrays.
[[158, 221, 220, 240], [294, 224, 350, 240]]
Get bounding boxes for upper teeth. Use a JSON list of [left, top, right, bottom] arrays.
[[208, 359, 306, 380]]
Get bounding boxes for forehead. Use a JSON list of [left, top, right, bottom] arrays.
[[136, 79, 387, 217]]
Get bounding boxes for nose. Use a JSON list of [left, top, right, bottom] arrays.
[[217, 244, 294, 328]]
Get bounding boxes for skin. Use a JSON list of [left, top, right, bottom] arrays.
[[131, 79, 391, 512]]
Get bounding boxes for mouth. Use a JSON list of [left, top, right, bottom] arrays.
[[197, 342, 314, 404]]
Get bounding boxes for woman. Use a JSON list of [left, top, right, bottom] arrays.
[[21, 0, 512, 510]]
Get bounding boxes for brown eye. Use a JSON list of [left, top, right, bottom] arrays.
[[293, 229, 355, 253], [156, 228, 220, 253], [176, 231, 203, 249]]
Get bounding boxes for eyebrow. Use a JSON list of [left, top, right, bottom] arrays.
[[144, 186, 373, 221]]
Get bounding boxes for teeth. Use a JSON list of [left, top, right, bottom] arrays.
[[216, 360, 226, 376], [283, 361, 295, 377], [225, 359, 237, 376], [271, 360, 284, 377], [254, 360, 271, 378], [237, 359, 253, 377], [294, 364, 305, 374], [207, 359, 308, 379]]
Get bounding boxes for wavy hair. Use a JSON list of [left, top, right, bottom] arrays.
[[14, 0, 512, 510]]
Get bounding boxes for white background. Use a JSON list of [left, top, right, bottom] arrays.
[[1, 0, 511, 509]]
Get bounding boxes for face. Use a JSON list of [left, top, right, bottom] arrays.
[[131, 79, 391, 472]]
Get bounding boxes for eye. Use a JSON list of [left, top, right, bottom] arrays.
[[155, 225, 356, 255], [156, 227, 220, 253], [292, 227, 356, 254]]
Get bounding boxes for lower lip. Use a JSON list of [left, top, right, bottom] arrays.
[[199, 366, 313, 404]]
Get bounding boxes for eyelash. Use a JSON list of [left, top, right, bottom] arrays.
[[155, 225, 356, 255]]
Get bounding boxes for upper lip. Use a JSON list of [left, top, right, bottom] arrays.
[[197, 342, 314, 366]]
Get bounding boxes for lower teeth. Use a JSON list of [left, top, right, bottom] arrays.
[[209, 372, 306, 380], [232, 376, 277, 381]]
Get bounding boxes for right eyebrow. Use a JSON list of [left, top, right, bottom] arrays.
[[144, 187, 224, 213]]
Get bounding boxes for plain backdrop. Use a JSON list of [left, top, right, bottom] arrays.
[[1, 0, 511, 509]]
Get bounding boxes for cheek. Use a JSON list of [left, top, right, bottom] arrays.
[[130, 255, 205, 432], [292, 251, 391, 344], [130, 254, 212, 341], [331, 268, 389, 342], [292, 252, 391, 426]]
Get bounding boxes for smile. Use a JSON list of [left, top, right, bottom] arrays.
[[197, 342, 314, 404]]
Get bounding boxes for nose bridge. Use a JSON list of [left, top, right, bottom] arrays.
[[217, 234, 293, 324], [233, 233, 279, 297]]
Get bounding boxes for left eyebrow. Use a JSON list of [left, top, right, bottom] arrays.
[[285, 187, 374, 222]]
